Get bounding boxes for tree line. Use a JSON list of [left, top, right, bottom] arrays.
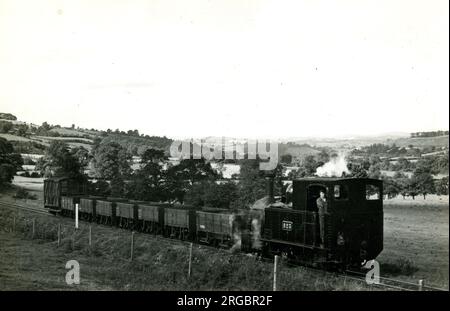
[[410, 130, 449, 138], [32, 139, 280, 209]]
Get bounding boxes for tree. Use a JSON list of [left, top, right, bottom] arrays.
[[395, 158, 412, 171], [92, 142, 132, 180], [0, 121, 13, 133], [436, 176, 449, 195], [393, 171, 410, 199], [316, 150, 330, 166], [92, 142, 132, 197], [303, 155, 319, 176], [71, 146, 90, 170], [205, 181, 238, 209], [184, 180, 239, 209], [383, 176, 400, 199], [231, 159, 283, 208], [233, 159, 266, 208], [35, 140, 85, 180], [127, 148, 166, 201], [164, 158, 219, 203], [17, 124, 29, 136], [184, 180, 209, 207], [280, 154, 292, 164], [407, 177, 419, 200], [0, 137, 24, 187], [347, 161, 369, 178], [413, 172, 435, 199], [368, 165, 382, 179]]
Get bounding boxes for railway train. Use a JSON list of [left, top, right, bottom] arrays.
[[43, 176, 383, 269]]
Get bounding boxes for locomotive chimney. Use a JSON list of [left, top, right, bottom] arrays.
[[265, 171, 275, 204]]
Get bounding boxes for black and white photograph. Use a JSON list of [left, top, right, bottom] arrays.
[[0, 0, 448, 299]]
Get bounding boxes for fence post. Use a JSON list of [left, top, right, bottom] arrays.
[[72, 230, 75, 250], [273, 255, 279, 291], [418, 279, 424, 291], [188, 242, 193, 278], [130, 231, 135, 261], [57, 224, 61, 247], [12, 216, 16, 233], [89, 225, 92, 247], [32, 219, 35, 239], [75, 203, 79, 229]]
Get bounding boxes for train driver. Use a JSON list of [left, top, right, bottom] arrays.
[[316, 190, 328, 248], [285, 183, 293, 206]]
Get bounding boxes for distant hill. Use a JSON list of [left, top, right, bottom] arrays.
[[388, 135, 449, 148], [99, 133, 173, 155], [285, 133, 448, 150], [0, 112, 17, 121], [278, 143, 321, 160], [1, 114, 173, 155]]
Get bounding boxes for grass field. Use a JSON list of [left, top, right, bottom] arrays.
[[0, 133, 33, 142], [34, 136, 93, 143], [0, 205, 377, 291], [49, 127, 93, 138], [378, 203, 448, 288], [12, 176, 44, 192]]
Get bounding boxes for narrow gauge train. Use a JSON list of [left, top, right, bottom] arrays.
[[262, 177, 383, 268], [44, 176, 383, 269]]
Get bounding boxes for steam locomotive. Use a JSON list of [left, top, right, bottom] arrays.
[[43, 176, 383, 269]]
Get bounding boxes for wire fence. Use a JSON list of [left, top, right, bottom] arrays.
[[1, 212, 448, 292]]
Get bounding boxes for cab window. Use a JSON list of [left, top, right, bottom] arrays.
[[366, 184, 381, 200], [334, 185, 349, 200]]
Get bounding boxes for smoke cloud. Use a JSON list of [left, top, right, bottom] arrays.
[[316, 153, 350, 177]]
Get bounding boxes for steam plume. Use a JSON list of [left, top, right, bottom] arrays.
[[315, 153, 350, 177]]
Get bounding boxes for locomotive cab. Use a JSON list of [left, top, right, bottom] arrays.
[[261, 177, 383, 268]]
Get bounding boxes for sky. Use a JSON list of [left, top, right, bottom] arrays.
[[0, 0, 448, 139]]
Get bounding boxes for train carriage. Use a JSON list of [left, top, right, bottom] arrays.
[[95, 200, 116, 225], [196, 210, 234, 247], [136, 202, 168, 234], [164, 207, 196, 240], [60, 196, 76, 217], [116, 202, 137, 229], [79, 197, 98, 221]]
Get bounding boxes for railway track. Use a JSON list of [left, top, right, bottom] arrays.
[[269, 256, 448, 291], [0, 200, 50, 216], [0, 199, 447, 292]]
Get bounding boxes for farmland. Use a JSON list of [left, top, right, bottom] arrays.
[[0, 133, 34, 142], [379, 197, 449, 288]]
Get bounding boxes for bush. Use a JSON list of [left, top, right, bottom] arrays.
[[19, 171, 30, 177], [13, 188, 37, 200], [30, 172, 41, 178]]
